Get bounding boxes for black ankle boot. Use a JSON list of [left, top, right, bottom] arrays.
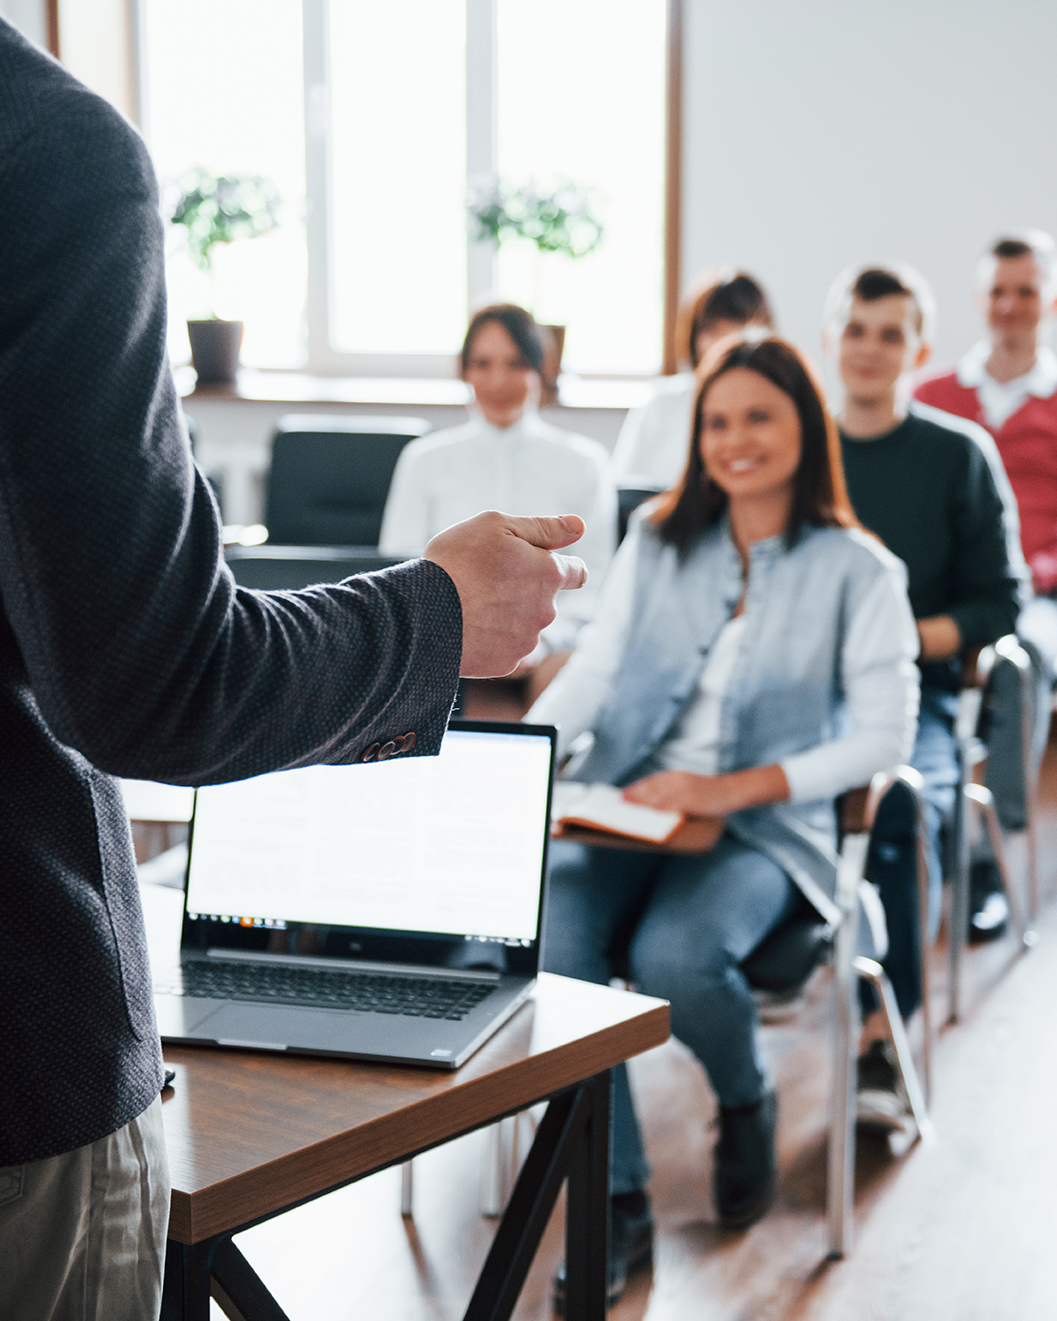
[[714, 1089, 777, 1228], [552, 1189, 654, 1314]]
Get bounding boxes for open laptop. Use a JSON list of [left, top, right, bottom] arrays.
[[153, 721, 555, 1069]]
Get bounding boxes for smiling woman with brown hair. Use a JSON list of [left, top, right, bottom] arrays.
[[528, 334, 919, 1304], [380, 302, 616, 664]]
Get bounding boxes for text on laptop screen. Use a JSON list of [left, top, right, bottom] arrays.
[[185, 729, 552, 942]]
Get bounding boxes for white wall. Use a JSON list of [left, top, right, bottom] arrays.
[[681, 0, 1057, 375], [0, 0, 47, 48]]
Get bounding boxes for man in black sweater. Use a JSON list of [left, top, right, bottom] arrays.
[[0, 21, 588, 1318], [825, 264, 1028, 1131]]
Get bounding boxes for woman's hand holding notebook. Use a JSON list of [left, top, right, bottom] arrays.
[[551, 782, 685, 844]]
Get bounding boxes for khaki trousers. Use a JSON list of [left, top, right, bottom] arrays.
[[0, 1097, 170, 1321]]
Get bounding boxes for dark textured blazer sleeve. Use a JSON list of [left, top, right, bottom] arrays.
[[0, 48, 462, 784]]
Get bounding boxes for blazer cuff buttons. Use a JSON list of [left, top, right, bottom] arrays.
[[361, 732, 417, 762]]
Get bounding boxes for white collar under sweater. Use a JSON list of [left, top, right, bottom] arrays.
[[957, 340, 1057, 429]]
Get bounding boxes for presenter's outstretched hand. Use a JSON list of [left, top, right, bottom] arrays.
[[424, 511, 587, 677]]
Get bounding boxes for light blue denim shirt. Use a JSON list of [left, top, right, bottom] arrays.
[[549, 514, 919, 923]]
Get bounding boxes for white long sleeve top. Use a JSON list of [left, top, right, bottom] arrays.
[[611, 372, 696, 487], [379, 410, 617, 651], [528, 521, 920, 803]]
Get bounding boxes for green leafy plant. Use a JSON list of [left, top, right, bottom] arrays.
[[466, 177, 604, 260], [169, 168, 283, 309]]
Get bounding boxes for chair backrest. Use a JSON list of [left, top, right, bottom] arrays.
[[740, 893, 831, 994], [265, 415, 430, 546], [226, 544, 404, 591], [616, 485, 665, 544], [741, 770, 919, 996]]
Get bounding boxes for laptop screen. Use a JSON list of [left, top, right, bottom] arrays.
[[181, 722, 555, 975]]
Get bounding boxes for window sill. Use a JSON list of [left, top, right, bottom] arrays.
[[173, 366, 653, 412]]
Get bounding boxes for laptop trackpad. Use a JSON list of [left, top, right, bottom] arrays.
[[155, 996, 226, 1040], [200, 1002, 366, 1051]]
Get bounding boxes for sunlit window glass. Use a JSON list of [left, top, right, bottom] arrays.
[[328, 0, 467, 355], [142, 0, 307, 369], [496, 0, 666, 375]]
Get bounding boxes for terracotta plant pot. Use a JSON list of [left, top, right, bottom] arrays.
[[539, 324, 565, 406], [187, 318, 244, 386]]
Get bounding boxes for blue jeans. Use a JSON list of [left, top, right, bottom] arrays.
[[864, 683, 959, 1020], [543, 833, 798, 1195]]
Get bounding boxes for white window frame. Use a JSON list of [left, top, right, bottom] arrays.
[[134, 0, 677, 379], [303, 0, 498, 378]]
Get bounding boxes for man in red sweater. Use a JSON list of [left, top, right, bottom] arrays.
[[916, 232, 1057, 670]]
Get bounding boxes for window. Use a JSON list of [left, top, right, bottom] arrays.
[[142, 0, 667, 376], [142, 0, 308, 368], [496, 0, 666, 375], [327, 0, 467, 357]]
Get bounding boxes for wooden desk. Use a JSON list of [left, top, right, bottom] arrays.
[[150, 884, 668, 1321]]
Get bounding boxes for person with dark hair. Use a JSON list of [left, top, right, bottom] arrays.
[[529, 336, 917, 1303], [915, 233, 1057, 672], [381, 303, 615, 674], [825, 262, 1028, 1130], [612, 269, 776, 486]]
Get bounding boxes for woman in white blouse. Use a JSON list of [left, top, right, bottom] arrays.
[[380, 304, 616, 677], [612, 269, 775, 487], [529, 336, 918, 1294]]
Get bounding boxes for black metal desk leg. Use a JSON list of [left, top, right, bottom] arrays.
[[162, 1236, 293, 1321], [463, 1075, 610, 1321], [211, 1238, 294, 1321], [562, 1070, 610, 1321], [161, 1240, 212, 1321]]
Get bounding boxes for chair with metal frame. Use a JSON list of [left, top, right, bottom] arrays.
[[402, 770, 935, 1256], [947, 636, 1041, 1024], [741, 768, 933, 1257], [616, 485, 665, 545], [265, 414, 430, 547]]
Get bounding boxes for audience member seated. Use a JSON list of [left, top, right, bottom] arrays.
[[915, 232, 1057, 683], [380, 303, 616, 693], [528, 336, 918, 1305], [824, 264, 1028, 1127], [612, 269, 775, 488]]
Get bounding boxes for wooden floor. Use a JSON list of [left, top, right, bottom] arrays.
[[215, 726, 1057, 1320]]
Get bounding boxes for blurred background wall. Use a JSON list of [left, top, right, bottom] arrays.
[[4, 0, 1056, 377], [682, 0, 1057, 373], [0, 0, 46, 48]]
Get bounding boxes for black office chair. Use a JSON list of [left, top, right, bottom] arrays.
[[226, 544, 404, 591], [264, 415, 430, 547], [739, 768, 933, 1257], [946, 636, 1042, 1022], [616, 484, 666, 544], [428, 772, 934, 1251]]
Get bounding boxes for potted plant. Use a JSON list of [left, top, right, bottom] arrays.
[[466, 177, 604, 401], [169, 168, 282, 386]]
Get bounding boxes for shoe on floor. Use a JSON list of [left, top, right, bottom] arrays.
[[969, 860, 1009, 943], [714, 1089, 777, 1229], [856, 1039, 916, 1139], [552, 1189, 653, 1314]]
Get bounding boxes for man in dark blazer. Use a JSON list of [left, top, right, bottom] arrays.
[[0, 20, 587, 1318]]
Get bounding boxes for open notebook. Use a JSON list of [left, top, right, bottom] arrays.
[[552, 781, 684, 844]]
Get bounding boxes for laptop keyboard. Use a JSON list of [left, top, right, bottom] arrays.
[[166, 961, 495, 1021]]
